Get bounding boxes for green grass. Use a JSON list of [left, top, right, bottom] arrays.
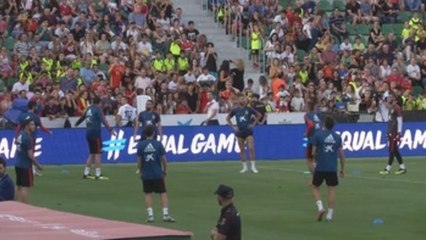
[[11, 158, 426, 240]]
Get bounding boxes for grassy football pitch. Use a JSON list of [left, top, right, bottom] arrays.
[[13, 158, 426, 240]]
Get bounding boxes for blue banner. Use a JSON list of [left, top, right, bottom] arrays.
[[0, 122, 425, 165]]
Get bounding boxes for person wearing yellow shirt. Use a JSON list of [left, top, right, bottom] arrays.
[[352, 36, 366, 52], [152, 51, 165, 73], [164, 52, 176, 74], [250, 24, 261, 68], [177, 50, 189, 75]]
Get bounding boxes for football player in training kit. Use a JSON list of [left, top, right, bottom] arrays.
[[226, 95, 260, 173], [304, 101, 321, 173]]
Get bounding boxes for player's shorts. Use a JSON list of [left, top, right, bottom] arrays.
[[251, 49, 259, 55], [312, 171, 338, 187], [15, 167, 34, 187], [305, 143, 313, 159], [236, 128, 253, 140], [143, 179, 166, 194], [86, 136, 102, 154]]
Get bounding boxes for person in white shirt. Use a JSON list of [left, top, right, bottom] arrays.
[[134, 69, 152, 92], [115, 97, 137, 127], [184, 68, 197, 83], [197, 67, 217, 84], [406, 57, 421, 85], [290, 89, 305, 112], [340, 37, 353, 52], [137, 33, 153, 57], [111, 35, 128, 51], [202, 91, 220, 125], [12, 77, 29, 95]]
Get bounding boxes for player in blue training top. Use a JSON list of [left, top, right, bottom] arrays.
[[0, 157, 15, 202], [226, 95, 260, 174], [75, 96, 116, 180], [308, 117, 346, 222], [137, 125, 175, 223], [304, 101, 321, 172], [16, 101, 52, 176], [133, 100, 163, 174], [15, 119, 43, 203], [133, 100, 163, 141]]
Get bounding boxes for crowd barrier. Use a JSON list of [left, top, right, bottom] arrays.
[[0, 122, 425, 165]]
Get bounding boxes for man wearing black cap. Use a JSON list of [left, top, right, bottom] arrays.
[[211, 184, 241, 240]]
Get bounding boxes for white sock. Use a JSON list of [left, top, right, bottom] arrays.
[[147, 207, 153, 217], [95, 168, 101, 177], [316, 200, 324, 212], [84, 167, 90, 175], [250, 161, 256, 168], [385, 165, 391, 171], [242, 162, 248, 169], [400, 164, 406, 169], [163, 208, 169, 216], [327, 208, 334, 219]]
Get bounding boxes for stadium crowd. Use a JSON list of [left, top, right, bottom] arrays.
[[0, 0, 426, 129]]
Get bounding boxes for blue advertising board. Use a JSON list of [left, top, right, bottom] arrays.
[[0, 122, 425, 165]]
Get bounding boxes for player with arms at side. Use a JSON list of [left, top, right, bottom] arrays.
[[133, 100, 163, 174], [75, 96, 116, 180], [137, 125, 175, 223], [15, 119, 43, 203], [226, 95, 260, 173], [16, 101, 52, 176], [308, 117, 346, 222], [379, 94, 407, 175], [304, 101, 321, 173]]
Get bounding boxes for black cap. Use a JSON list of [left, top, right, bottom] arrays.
[[214, 184, 234, 199]]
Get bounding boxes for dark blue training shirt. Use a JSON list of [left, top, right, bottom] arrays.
[[229, 106, 256, 130], [137, 139, 165, 180], [15, 131, 33, 169], [76, 105, 110, 138], [313, 130, 342, 172], [138, 111, 161, 136], [18, 112, 41, 138], [0, 173, 15, 201]]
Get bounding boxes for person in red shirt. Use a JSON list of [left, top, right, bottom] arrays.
[[108, 58, 125, 89], [176, 99, 192, 114], [198, 84, 210, 113], [179, 33, 193, 53], [59, 0, 73, 22], [386, 67, 408, 90]]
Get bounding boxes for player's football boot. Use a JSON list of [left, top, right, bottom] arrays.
[[251, 167, 259, 174], [240, 168, 248, 173], [163, 215, 176, 223], [379, 169, 390, 175], [95, 175, 109, 180], [394, 169, 407, 175], [83, 174, 95, 180], [317, 210, 325, 221], [146, 216, 154, 223]]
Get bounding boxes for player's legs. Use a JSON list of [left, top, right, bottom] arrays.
[[311, 172, 325, 221], [306, 144, 314, 173], [16, 186, 30, 203], [246, 135, 258, 173], [237, 137, 248, 173], [143, 179, 155, 222], [381, 134, 396, 175], [157, 179, 175, 222], [326, 187, 336, 221], [394, 148, 406, 174]]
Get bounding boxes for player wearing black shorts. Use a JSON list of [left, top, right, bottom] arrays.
[[309, 117, 346, 222], [226, 95, 260, 173], [76, 96, 116, 180], [14, 119, 43, 203], [137, 125, 175, 223]]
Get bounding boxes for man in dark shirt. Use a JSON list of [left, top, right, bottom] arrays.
[[379, 94, 406, 175], [211, 184, 241, 240], [250, 94, 267, 124]]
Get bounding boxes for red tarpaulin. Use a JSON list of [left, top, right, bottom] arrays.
[[0, 201, 192, 240]]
